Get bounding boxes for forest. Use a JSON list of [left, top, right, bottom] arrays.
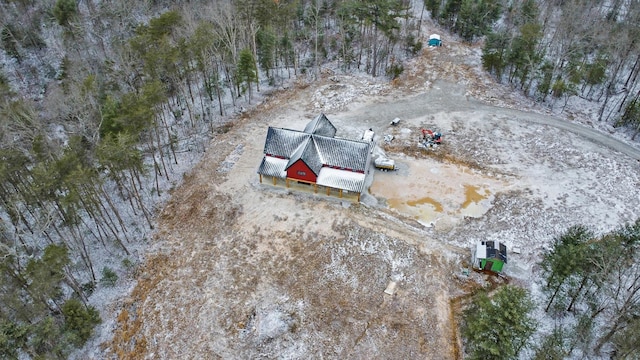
[[0, 0, 639, 358], [461, 222, 640, 359]]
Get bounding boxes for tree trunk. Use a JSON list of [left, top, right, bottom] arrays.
[[545, 283, 562, 312], [567, 275, 588, 312], [599, 51, 630, 121], [161, 108, 178, 164], [418, 2, 425, 32], [372, 24, 379, 77], [251, 22, 260, 92]]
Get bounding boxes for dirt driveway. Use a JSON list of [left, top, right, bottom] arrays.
[[106, 54, 640, 359]]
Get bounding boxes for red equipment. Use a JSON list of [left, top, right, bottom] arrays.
[[421, 129, 442, 145]]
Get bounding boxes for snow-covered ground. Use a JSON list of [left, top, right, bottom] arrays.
[[92, 37, 640, 358], [60, 17, 639, 358]]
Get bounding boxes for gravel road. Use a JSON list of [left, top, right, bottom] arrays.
[[337, 80, 640, 161]]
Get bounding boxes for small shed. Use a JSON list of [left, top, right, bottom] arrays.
[[428, 34, 442, 47], [472, 240, 507, 273]]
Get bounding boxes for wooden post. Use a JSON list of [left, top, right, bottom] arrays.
[[339, 189, 343, 198], [259, 174, 262, 183], [326, 187, 330, 196], [273, 176, 276, 185], [314, 184, 318, 193], [357, 193, 361, 202], [286, 178, 289, 187]]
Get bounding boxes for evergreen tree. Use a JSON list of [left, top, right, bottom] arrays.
[[425, 0, 441, 18], [257, 28, 277, 79], [540, 225, 593, 313], [440, 0, 501, 41], [61, 299, 101, 347], [0, 320, 28, 358], [619, 98, 640, 140], [338, 0, 404, 77], [611, 316, 640, 359], [1, 25, 21, 62], [462, 285, 537, 360], [482, 30, 510, 79], [536, 61, 554, 101], [53, 0, 78, 27], [532, 326, 568, 360], [507, 22, 542, 91], [25, 244, 70, 312], [0, 244, 101, 358], [238, 48, 258, 102]]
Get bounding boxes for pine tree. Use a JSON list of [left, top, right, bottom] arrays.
[[53, 0, 78, 27], [540, 225, 593, 313], [482, 30, 510, 79], [425, 0, 441, 18], [532, 326, 568, 360], [462, 285, 537, 360], [238, 48, 258, 102], [619, 98, 640, 139], [61, 299, 101, 347]]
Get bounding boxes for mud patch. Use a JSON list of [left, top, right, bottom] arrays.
[[370, 157, 508, 229]]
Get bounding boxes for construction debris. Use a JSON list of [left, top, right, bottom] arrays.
[[384, 281, 397, 295]]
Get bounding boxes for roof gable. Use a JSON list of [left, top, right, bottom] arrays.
[[286, 137, 323, 175], [303, 113, 337, 137]]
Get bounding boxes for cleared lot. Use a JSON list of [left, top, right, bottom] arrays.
[[106, 50, 640, 359]]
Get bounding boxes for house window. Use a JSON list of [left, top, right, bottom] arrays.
[[297, 171, 306, 176]]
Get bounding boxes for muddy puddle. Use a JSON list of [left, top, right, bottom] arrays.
[[370, 157, 508, 229]]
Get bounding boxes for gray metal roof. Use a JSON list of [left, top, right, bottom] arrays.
[[312, 135, 371, 171], [263, 127, 310, 157], [303, 113, 337, 137], [258, 156, 288, 178], [258, 115, 371, 193], [262, 129, 370, 173], [317, 167, 367, 193]]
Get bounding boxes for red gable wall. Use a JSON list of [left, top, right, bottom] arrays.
[[287, 159, 317, 183]]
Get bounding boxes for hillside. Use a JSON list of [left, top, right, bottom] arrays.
[[99, 41, 640, 359], [2, 1, 640, 358]]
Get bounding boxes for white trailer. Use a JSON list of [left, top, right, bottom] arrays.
[[362, 128, 375, 142], [374, 157, 396, 171]]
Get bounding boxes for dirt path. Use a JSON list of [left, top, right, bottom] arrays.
[[336, 80, 640, 161], [498, 107, 640, 160]]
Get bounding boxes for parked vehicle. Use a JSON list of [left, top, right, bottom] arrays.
[[421, 129, 442, 147], [374, 156, 396, 171]]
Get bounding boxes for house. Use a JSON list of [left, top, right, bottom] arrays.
[[257, 114, 372, 202], [428, 34, 442, 47], [472, 240, 507, 273]]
